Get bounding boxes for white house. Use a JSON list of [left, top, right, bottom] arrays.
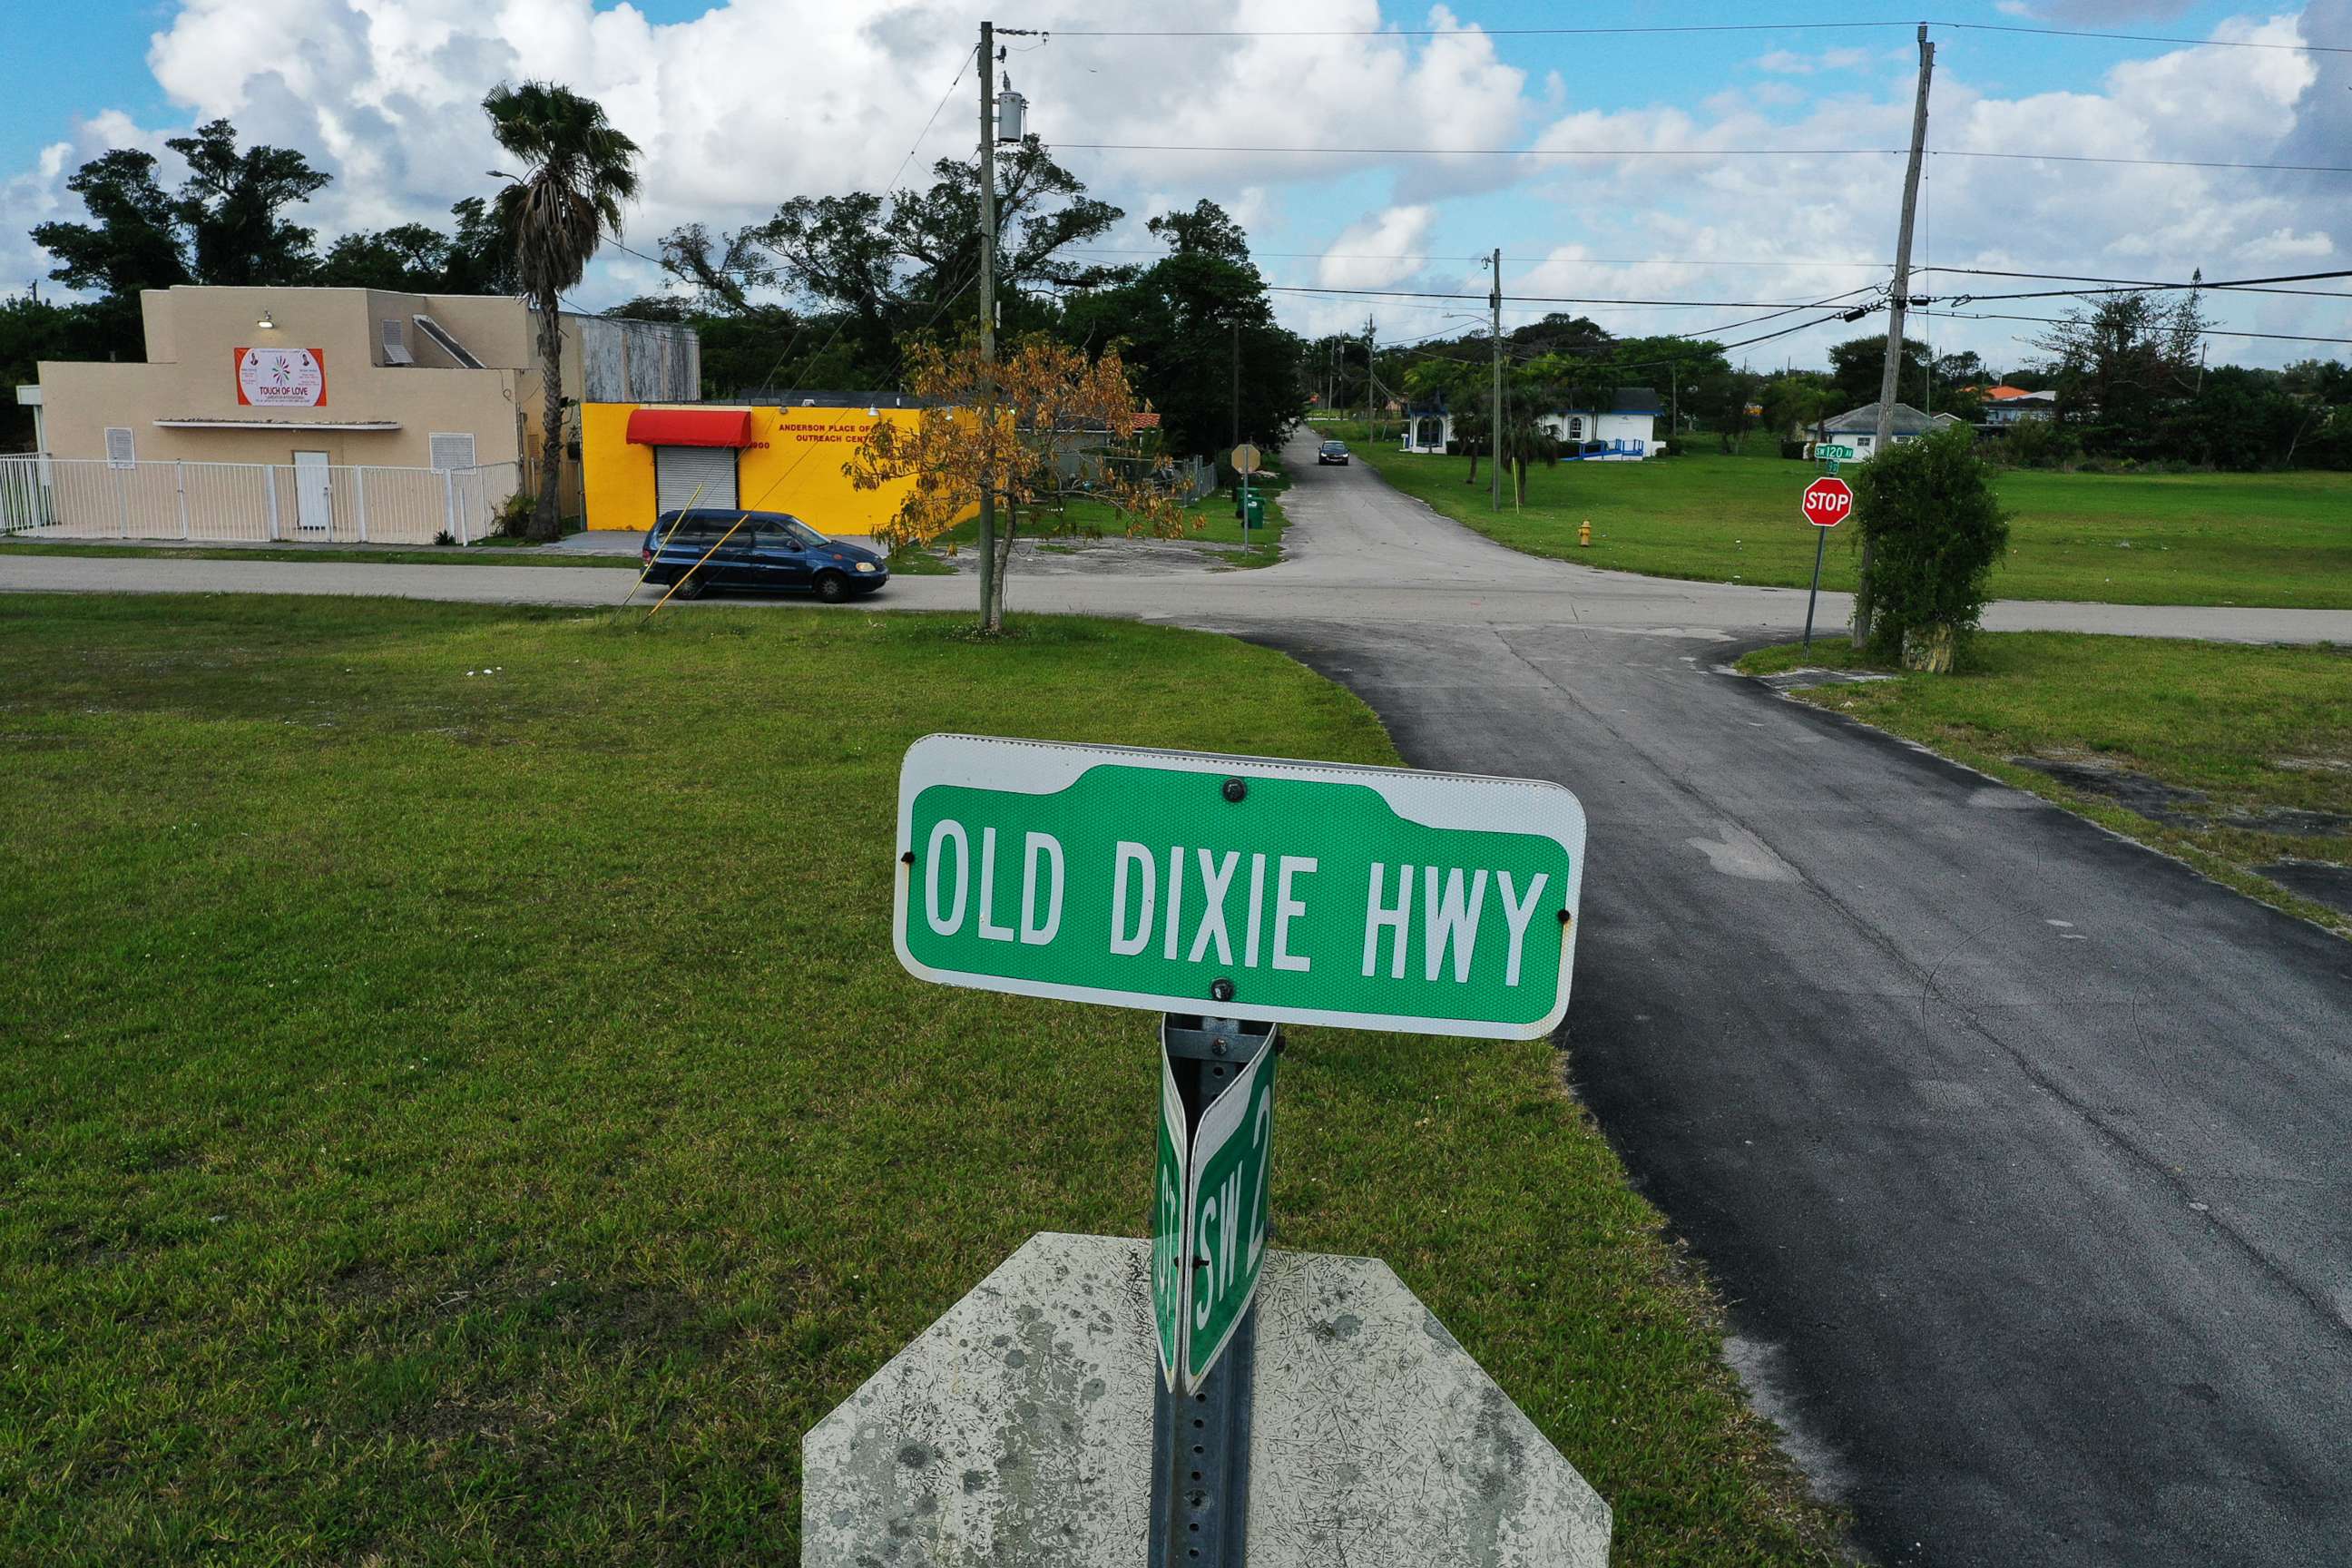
[[1808, 400, 1952, 463], [1401, 387, 1662, 460]]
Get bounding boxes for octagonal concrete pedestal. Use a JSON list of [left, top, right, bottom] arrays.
[[803, 1232, 1611, 1566]]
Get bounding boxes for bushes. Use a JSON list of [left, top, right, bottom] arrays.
[[1997, 417, 2078, 469], [492, 490, 539, 538], [1855, 426, 2012, 671]]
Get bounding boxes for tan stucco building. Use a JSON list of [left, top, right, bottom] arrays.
[[18, 285, 698, 518]]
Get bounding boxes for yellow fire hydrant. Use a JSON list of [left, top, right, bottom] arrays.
[[1578, 518, 1592, 548]]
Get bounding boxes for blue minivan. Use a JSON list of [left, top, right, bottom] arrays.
[[642, 509, 890, 602]]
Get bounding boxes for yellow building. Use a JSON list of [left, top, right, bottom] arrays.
[[582, 398, 965, 537]]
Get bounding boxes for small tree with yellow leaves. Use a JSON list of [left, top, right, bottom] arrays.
[[847, 333, 1188, 632]]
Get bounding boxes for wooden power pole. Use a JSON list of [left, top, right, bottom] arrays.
[[1489, 248, 1503, 512], [1857, 23, 1935, 646], [975, 20, 999, 632]]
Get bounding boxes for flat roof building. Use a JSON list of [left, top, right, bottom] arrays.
[[16, 286, 697, 528]]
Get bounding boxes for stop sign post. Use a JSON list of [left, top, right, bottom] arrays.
[[1799, 475, 1853, 651]]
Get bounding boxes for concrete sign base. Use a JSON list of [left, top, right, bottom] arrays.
[[802, 1232, 1611, 1566]]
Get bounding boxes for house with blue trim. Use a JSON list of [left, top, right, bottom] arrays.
[[1401, 387, 1663, 461]]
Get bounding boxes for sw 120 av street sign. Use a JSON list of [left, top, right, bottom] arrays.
[[1152, 1021, 1277, 1391], [893, 736, 1587, 1039]]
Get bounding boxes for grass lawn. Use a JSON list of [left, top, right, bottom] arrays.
[[0, 595, 1841, 1565], [2, 540, 641, 570], [911, 483, 1291, 569], [1739, 632, 2352, 936], [1344, 438, 2352, 610]]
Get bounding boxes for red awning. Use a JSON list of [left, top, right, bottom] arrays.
[[625, 407, 754, 448]]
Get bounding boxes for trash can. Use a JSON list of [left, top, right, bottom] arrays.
[[1241, 493, 1266, 529]]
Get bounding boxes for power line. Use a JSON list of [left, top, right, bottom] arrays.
[[1064, 245, 1896, 269], [1038, 21, 1908, 38], [1064, 142, 1906, 159], [1056, 142, 2352, 176], [1936, 20, 2350, 55], [1936, 268, 2352, 303], [1032, 19, 2351, 52], [1916, 309, 2352, 348], [1923, 265, 2352, 300], [1929, 150, 2352, 176], [1270, 284, 1867, 309]]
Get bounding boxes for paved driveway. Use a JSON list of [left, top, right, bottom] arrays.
[[8, 442, 2350, 1564]]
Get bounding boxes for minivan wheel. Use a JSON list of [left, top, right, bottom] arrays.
[[815, 572, 849, 603], [674, 570, 710, 601]]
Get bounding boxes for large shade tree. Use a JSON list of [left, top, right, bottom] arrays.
[[484, 81, 641, 540], [659, 139, 1122, 391], [1061, 201, 1305, 459], [30, 121, 332, 360]]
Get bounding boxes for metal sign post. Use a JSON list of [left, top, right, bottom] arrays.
[[1799, 474, 1852, 652], [1150, 1014, 1277, 1566], [1231, 443, 1261, 537]]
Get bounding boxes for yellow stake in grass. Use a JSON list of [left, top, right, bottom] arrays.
[[640, 503, 757, 625]]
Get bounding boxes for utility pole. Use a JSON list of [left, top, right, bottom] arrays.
[[1230, 318, 1240, 449], [1364, 315, 1377, 437], [975, 19, 999, 632], [1489, 248, 1503, 512], [1857, 22, 1935, 647]]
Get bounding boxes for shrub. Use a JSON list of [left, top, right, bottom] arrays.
[[1999, 417, 2077, 468], [1854, 425, 2012, 667], [493, 491, 540, 538]]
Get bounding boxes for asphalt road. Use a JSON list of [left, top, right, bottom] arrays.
[[9, 444, 2350, 1563], [1242, 455, 2352, 1567], [7, 485, 2351, 643]]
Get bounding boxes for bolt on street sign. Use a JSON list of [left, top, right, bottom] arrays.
[[1152, 1022, 1276, 1391], [893, 736, 1588, 1039]]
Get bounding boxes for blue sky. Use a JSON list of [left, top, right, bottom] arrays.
[[6, 1, 2347, 369]]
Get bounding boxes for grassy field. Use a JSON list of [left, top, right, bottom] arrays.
[[914, 481, 1291, 569], [1740, 632, 2352, 936], [0, 595, 1841, 1565], [1334, 430, 2352, 609]]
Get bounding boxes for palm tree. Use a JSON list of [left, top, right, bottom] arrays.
[[483, 82, 641, 542], [1497, 382, 1568, 506]]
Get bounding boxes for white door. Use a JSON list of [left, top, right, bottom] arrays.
[[655, 445, 738, 513], [293, 450, 334, 532]]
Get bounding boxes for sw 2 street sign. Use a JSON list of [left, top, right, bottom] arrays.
[[893, 736, 1588, 1039], [1802, 475, 1854, 527], [1152, 1023, 1276, 1391]]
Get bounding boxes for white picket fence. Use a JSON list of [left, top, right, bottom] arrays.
[[0, 456, 522, 546]]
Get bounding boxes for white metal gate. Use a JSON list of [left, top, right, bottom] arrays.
[[0, 456, 522, 546]]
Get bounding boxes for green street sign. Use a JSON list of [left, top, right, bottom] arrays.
[[1152, 1020, 1277, 1391], [1816, 442, 1857, 462], [1152, 1051, 1187, 1382], [894, 737, 1588, 1040]]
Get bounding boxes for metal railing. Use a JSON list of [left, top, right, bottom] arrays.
[[0, 456, 522, 546]]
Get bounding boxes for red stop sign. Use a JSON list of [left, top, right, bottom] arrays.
[[1801, 476, 1853, 528]]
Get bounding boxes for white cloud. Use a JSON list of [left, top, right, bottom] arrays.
[[1317, 205, 1437, 289], [1754, 46, 1872, 74], [4, 0, 2347, 373]]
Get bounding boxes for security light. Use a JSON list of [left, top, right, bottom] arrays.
[[256, 309, 276, 329]]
